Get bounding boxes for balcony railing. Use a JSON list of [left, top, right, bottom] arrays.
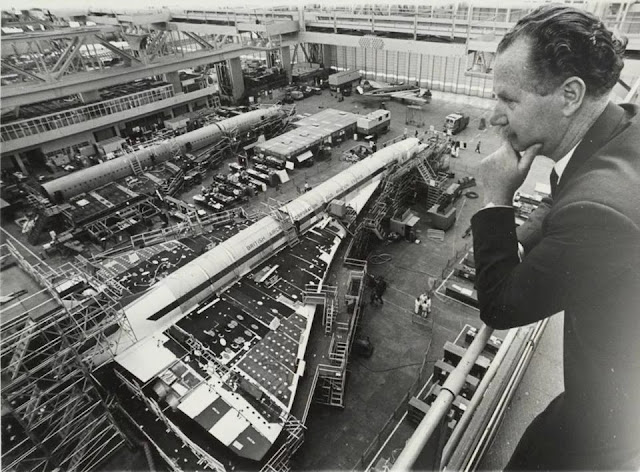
[[1, 84, 174, 143]]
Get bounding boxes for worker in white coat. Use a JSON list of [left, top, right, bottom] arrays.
[[415, 293, 432, 318]]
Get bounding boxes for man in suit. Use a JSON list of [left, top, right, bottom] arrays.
[[471, 5, 640, 470]]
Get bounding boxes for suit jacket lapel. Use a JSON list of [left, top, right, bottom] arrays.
[[557, 102, 629, 195]]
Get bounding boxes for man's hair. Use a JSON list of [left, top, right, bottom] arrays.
[[497, 5, 627, 97]]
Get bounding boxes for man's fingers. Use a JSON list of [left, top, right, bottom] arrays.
[[518, 143, 543, 172]]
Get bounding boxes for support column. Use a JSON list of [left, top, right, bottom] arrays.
[[15, 153, 29, 174], [227, 57, 245, 102], [280, 45, 292, 83], [322, 45, 333, 69], [165, 71, 183, 94], [79, 90, 100, 103]]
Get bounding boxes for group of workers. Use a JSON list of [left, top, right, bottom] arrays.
[[414, 292, 432, 318]]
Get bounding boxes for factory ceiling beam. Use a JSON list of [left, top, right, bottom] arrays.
[[0, 59, 47, 82], [144, 30, 167, 63], [182, 31, 216, 50], [93, 35, 142, 64], [2, 44, 247, 108], [0, 26, 120, 46], [49, 35, 87, 80], [166, 22, 237, 37]]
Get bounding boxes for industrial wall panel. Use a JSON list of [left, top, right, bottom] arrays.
[[453, 56, 463, 94], [375, 49, 386, 81], [444, 56, 456, 92], [337, 45, 347, 69], [355, 46, 365, 75], [432, 55, 444, 89], [387, 50, 398, 82], [345, 45, 357, 72], [407, 52, 418, 83], [364, 48, 375, 80], [329, 45, 338, 68], [419, 54, 431, 88], [323, 41, 495, 98], [397, 51, 407, 82]]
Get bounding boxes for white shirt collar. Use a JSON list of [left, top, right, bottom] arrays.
[[554, 142, 580, 184]]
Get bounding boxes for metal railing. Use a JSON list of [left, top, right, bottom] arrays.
[[176, 8, 296, 23], [1, 85, 174, 142], [303, 5, 640, 45], [391, 325, 493, 471]]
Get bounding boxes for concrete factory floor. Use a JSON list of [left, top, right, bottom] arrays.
[[1, 86, 555, 471]]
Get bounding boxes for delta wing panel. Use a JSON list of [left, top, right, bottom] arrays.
[[122, 216, 286, 340], [124, 264, 212, 337]]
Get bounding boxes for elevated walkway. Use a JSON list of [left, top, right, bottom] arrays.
[[475, 314, 563, 470]]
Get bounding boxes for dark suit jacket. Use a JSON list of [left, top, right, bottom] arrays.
[[471, 102, 640, 468]]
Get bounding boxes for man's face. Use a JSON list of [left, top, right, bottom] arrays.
[[490, 39, 565, 155]]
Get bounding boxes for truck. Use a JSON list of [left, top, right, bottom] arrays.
[[444, 112, 470, 135], [328, 69, 362, 93]]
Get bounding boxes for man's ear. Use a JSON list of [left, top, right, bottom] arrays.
[[561, 76, 587, 117]]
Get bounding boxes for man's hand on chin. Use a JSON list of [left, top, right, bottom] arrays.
[[479, 142, 543, 206]]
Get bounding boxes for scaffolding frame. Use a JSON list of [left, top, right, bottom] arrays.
[[311, 260, 368, 409], [1, 241, 137, 472], [75, 196, 161, 243]]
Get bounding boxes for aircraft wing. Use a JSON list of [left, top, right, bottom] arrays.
[[389, 91, 429, 105]]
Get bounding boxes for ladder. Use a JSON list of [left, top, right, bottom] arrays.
[[274, 209, 299, 247], [316, 364, 345, 408], [324, 299, 335, 335], [343, 205, 357, 227], [415, 158, 436, 185], [130, 156, 143, 176], [329, 340, 348, 366], [329, 381, 344, 407], [426, 174, 449, 209], [167, 138, 182, 159]]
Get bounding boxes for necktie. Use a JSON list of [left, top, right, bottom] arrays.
[[550, 168, 559, 198]]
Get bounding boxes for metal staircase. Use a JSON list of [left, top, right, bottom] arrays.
[[329, 338, 348, 366], [260, 415, 305, 472], [325, 299, 336, 335], [167, 138, 182, 160], [273, 208, 299, 247], [302, 284, 338, 335], [159, 168, 185, 196], [343, 204, 358, 228], [200, 137, 232, 169], [415, 157, 437, 185], [315, 364, 346, 408], [425, 173, 449, 209], [130, 156, 144, 176]]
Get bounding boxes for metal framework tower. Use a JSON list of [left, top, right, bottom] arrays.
[[1, 241, 137, 472]]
